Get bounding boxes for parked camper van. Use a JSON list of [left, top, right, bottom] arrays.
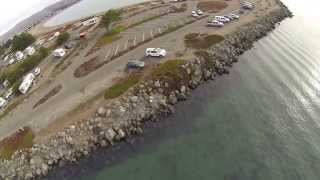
[[19, 73, 35, 94], [25, 46, 35, 56], [0, 97, 7, 108]]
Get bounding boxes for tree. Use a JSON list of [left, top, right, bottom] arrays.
[[11, 33, 35, 51], [0, 45, 4, 56], [55, 32, 70, 46], [101, 10, 122, 31]]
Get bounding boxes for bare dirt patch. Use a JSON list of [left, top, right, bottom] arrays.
[[197, 1, 228, 12], [74, 56, 102, 78], [33, 85, 63, 109]]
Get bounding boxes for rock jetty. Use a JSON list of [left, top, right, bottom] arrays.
[[0, 1, 292, 179]]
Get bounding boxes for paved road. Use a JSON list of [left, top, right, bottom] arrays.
[[0, 0, 277, 140]]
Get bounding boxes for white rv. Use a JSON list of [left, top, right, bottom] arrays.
[[25, 46, 35, 56], [82, 17, 98, 26], [53, 48, 66, 58], [0, 97, 7, 108], [15, 51, 25, 61], [19, 73, 35, 94]]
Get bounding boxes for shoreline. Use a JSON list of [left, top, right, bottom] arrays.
[[0, 0, 292, 179]]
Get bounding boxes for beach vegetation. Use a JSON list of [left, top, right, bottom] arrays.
[[55, 32, 70, 46], [0, 127, 34, 160], [11, 33, 36, 51], [104, 74, 141, 100]]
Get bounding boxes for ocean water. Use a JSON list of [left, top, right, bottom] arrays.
[[44, 0, 149, 26], [46, 0, 320, 179]]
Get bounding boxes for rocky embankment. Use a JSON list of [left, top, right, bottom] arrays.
[[0, 1, 292, 179]]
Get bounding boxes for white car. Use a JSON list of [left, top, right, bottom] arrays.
[[191, 11, 199, 18], [229, 13, 240, 19], [215, 16, 231, 23], [207, 20, 224, 27], [197, 9, 204, 15], [0, 97, 7, 109], [146, 48, 167, 57], [53, 48, 66, 58], [34, 67, 41, 76]]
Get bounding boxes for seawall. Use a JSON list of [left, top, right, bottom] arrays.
[[0, 1, 292, 179]]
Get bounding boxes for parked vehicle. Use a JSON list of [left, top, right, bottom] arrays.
[[241, 1, 254, 9], [215, 16, 231, 23], [82, 17, 98, 26], [127, 60, 145, 69], [145, 48, 167, 57], [0, 97, 7, 108], [34, 67, 41, 76], [191, 11, 199, 18], [207, 20, 224, 27], [53, 48, 66, 58], [197, 9, 204, 15], [25, 46, 35, 56], [19, 73, 35, 94], [15, 51, 25, 61], [64, 42, 76, 49], [4, 88, 13, 100]]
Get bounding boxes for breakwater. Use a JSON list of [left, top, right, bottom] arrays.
[[0, 1, 292, 179]]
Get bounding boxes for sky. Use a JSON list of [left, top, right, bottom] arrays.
[[0, 0, 60, 35]]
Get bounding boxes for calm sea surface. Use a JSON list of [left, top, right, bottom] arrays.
[[44, 0, 149, 26], [46, 0, 320, 179]]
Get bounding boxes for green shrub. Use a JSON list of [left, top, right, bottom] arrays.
[[105, 74, 141, 99], [96, 26, 124, 47], [101, 9, 122, 30], [56, 32, 70, 46], [11, 33, 35, 51]]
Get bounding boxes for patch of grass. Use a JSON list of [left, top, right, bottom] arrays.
[[197, 1, 228, 12], [104, 74, 141, 100], [150, 59, 188, 93], [185, 33, 224, 49], [74, 56, 101, 78], [0, 127, 34, 160], [96, 26, 124, 47]]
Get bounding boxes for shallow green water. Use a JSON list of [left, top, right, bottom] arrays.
[[47, 0, 320, 179]]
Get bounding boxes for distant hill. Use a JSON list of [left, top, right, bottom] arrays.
[[0, 0, 81, 43]]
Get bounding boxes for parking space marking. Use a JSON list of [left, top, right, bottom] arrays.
[[124, 39, 129, 51], [133, 35, 137, 47], [158, 27, 162, 34], [150, 29, 154, 39], [114, 45, 120, 56], [105, 49, 111, 59], [142, 31, 145, 41]]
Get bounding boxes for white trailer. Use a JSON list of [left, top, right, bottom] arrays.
[[82, 17, 98, 26], [19, 73, 35, 94], [0, 97, 7, 108], [25, 46, 35, 56]]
